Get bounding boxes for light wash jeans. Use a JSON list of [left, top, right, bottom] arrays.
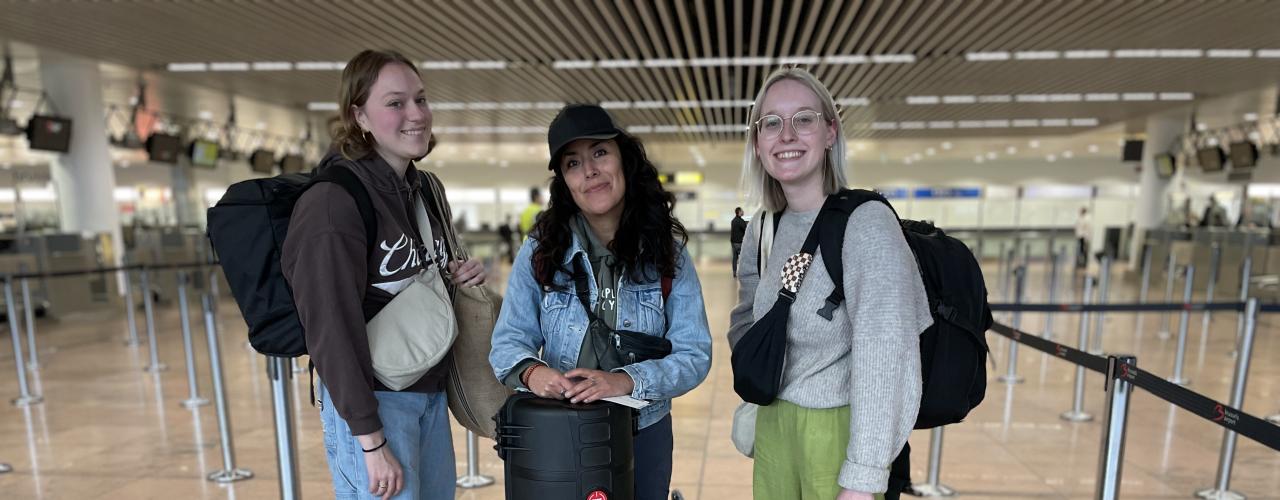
[[319, 386, 455, 500]]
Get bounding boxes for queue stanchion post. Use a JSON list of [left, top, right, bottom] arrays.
[[267, 356, 302, 500], [123, 267, 140, 347], [1090, 255, 1112, 355], [1158, 250, 1177, 340], [1061, 276, 1095, 422], [17, 266, 38, 371], [203, 294, 253, 483], [291, 357, 305, 374], [141, 267, 167, 373], [5, 276, 41, 406], [910, 426, 954, 497], [1168, 265, 1195, 386], [1135, 244, 1153, 338], [1199, 242, 1222, 352], [1230, 256, 1252, 359], [998, 266, 1026, 384], [1041, 249, 1061, 340], [456, 430, 495, 488], [998, 243, 1011, 305], [1096, 355, 1136, 500], [1194, 298, 1259, 500], [177, 271, 209, 409]]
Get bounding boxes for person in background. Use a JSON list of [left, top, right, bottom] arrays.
[[1075, 207, 1091, 269], [519, 187, 544, 241], [498, 214, 516, 263], [1200, 195, 1229, 227], [490, 104, 712, 500], [730, 207, 747, 277]]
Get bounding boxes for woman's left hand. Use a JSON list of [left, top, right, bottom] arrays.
[[447, 258, 487, 288], [563, 368, 634, 404]]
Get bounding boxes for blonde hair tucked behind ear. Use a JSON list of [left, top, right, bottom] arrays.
[[740, 67, 848, 212]]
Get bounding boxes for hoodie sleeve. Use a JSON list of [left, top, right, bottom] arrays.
[[281, 183, 382, 436]]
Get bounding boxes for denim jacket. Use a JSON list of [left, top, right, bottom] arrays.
[[489, 234, 712, 429]]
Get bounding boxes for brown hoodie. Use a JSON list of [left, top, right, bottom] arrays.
[[281, 152, 450, 436]]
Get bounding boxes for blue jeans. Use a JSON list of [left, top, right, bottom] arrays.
[[319, 386, 455, 500]]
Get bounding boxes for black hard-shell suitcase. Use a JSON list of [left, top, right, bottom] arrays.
[[496, 393, 637, 500]]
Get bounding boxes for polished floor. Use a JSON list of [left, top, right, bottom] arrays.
[[0, 258, 1278, 499]]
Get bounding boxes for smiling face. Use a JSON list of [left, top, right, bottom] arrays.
[[353, 62, 432, 167], [753, 78, 837, 189], [559, 138, 627, 223]]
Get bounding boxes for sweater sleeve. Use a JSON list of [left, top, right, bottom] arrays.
[[727, 216, 763, 350], [281, 184, 382, 436], [838, 202, 933, 493]]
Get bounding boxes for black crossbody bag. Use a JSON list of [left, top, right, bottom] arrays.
[[571, 260, 673, 370]]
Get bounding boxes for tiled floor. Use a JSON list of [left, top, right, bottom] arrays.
[[0, 259, 1278, 499]]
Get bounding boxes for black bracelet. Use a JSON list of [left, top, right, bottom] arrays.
[[362, 437, 388, 453]]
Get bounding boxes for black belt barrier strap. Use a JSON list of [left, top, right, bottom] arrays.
[[990, 322, 1280, 454], [1126, 367, 1280, 453], [990, 302, 1246, 313], [2, 261, 219, 281], [988, 322, 1108, 374]]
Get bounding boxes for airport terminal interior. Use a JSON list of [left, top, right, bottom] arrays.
[[1, 1, 1280, 499]]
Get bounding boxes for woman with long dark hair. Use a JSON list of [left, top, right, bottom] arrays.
[[489, 104, 712, 500]]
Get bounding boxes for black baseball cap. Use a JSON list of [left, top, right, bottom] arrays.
[[546, 104, 623, 170]]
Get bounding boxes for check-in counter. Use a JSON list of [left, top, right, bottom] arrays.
[[7, 233, 118, 318], [131, 227, 214, 301], [1144, 227, 1276, 301]]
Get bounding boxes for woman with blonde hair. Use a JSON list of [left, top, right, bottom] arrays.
[[728, 67, 930, 500]]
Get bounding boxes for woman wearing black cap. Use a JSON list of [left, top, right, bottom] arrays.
[[489, 104, 713, 500]]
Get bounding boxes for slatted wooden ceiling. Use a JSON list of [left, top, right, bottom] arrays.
[[3, 0, 1280, 142]]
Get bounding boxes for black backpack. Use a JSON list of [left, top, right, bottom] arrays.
[[754, 189, 991, 428], [206, 165, 377, 357]]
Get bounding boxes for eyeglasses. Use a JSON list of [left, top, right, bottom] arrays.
[[753, 110, 825, 140]]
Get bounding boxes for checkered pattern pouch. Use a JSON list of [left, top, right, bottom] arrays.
[[780, 252, 814, 294]]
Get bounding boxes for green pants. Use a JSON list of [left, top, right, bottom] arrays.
[[754, 399, 885, 500]]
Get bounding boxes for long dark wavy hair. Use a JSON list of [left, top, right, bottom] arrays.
[[531, 133, 688, 286]]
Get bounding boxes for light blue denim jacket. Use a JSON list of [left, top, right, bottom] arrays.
[[489, 234, 712, 429]]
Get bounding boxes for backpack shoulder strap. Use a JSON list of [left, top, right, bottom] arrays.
[[310, 165, 377, 257], [815, 189, 896, 320], [755, 209, 784, 277]]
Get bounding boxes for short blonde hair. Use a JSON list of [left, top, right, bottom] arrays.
[[740, 67, 848, 212]]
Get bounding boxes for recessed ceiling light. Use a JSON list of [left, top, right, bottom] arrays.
[[1014, 51, 1060, 60], [421, 61, 465, 70], [210, 62, 250, 71], [1196, 123, 1208, 131], [1006, 146, 1017, 155], [1029, 139, 1041, 148], [941, 142, 953, 150], [1244, 113, 1259, 121], [966, 52, 1011, 62], [986, 152, 998, 160], [1064, 50, 1110, 59], [167, 62, 208, 72], [907, 96, 941, 105], [1047, 154, 1057, 162], [1207, 49, 1252, 58], [974, 155, 985, 163], [1063, 151, 1074, 159], [1088, 144, 1099, 153], [926, 148, 936, 156]]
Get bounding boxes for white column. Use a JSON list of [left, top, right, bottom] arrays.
[[1130, 111, 1187, 266], [37, 50, 124, 266]]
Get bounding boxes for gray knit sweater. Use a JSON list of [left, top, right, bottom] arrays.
[[728, 202, 931, 493]]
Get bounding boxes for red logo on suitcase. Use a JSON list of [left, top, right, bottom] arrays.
[[587, 490, 608, 500]]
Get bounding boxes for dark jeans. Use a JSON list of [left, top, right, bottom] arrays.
[[1076, 237, 1088, 268], [731, 243, 743, 277], [635, 415, 674, 500]]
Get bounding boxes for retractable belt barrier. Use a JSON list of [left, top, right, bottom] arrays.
[[989, 322, 1280, 453], [3, 260, 218, 281], [991, 302, 1247, 313]]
